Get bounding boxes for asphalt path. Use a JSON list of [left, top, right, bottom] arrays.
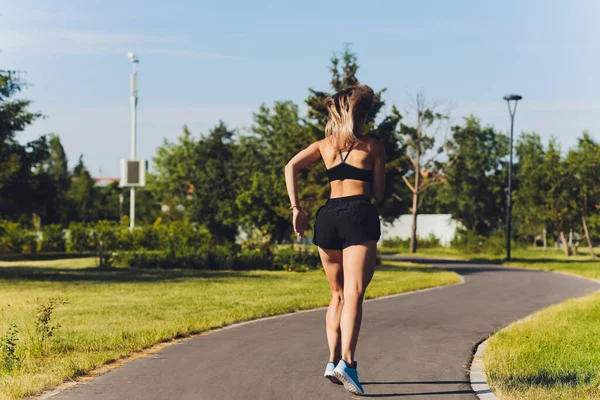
[[50, 257, 599, 399]]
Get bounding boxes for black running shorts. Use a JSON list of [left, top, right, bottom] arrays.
[[312, 194, 381, 250]]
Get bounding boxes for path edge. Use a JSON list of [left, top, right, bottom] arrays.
[[468, 270, 600, 400]]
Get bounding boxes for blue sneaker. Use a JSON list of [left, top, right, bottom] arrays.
[[333, 360, 364, 395], [324, 362, 342, 384]]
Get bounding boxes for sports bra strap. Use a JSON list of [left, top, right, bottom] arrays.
[[338, 141, 357, 163]]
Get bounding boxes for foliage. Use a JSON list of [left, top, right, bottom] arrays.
[[0, 70, 46, 221], [0, 220, 38, 254], [40, 224, 66, 252], [513, 133, 549, 241], [35, 297, 69, 343], [0, 322, 21, 371], [66, 223, 95, 252], [381, 233, 441, 249], [442, 116, 509, 236], [450, 229, 508, 256], [565, 133, 600, 241], [237, 101, 308, 243], [152, 123, 239, 243]]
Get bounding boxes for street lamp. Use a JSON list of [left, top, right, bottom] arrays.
[[503, 94, 522, 261], [128, 52, 139, 229]]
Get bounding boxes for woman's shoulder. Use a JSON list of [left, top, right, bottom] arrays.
[[362, 136, 385, 156]]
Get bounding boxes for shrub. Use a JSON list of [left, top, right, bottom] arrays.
[[91, 221, 120, 252], [0, 221, 24, 253], [381, 237, 410, 249], [451, 229, 507, 256], [67, 223, 95, 252], [0, 322, 21, 371], [40, 225, 66, 252], [381, 234, 441, 249], [109, 241, 321, 272], [273, 245, 321, 271]]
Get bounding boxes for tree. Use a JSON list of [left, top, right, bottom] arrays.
[[513, 133, 549, 248], [35, 134, 71, 225], [236, 101, 307, 242], [0, 69, 46, 221], [400, 92, 450, 253], [152, 122, 239, 243], [66, 156, 99, 223], [566, 132, 600, 257], [542, 140, 576, 256], [443, 116, 509, 236]]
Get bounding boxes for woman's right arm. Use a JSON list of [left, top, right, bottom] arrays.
[[284, 141, 322, 238], [371, 140, 386, 201]]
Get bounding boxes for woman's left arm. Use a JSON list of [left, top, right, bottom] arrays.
[[284, 141, 322, 238]]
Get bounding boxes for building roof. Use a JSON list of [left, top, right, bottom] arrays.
[[94, 177, 120, 188]]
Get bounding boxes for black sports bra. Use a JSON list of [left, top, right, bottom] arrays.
[[326, 138, 374, 185]]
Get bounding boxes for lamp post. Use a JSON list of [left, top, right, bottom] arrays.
[[128, 52, 139, 229], [503, 94, 522, 261]]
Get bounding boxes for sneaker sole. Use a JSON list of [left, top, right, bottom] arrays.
[[333, 369, 364, 395], [324, 373, 342, 385]]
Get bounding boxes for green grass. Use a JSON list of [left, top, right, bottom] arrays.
[[0, 258, 460, 400], [484, 293, 600, 400]]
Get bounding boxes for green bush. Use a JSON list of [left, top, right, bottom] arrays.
[[0, 220, 38, 254], [109, 241, 321, 272], [66, 223, 95, 252], [40, 225, 66, 252], [273, 245, 321, 271], [381, 234, 441, 249], [91, 221, 120, 252], [451, 229, 508, 256], [381, 237, 410, 248]]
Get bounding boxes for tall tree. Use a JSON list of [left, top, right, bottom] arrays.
[[66, 156, 99, 223], [0, 70, 47, 221], [566, 132, 600, 257], [236, 101, 307, 242], [400, 92, 450, 253], [513, 133, 549, 247], [443, 116, 509, 236], [152, 122, 239, 243], [36, 134, 71, 224], [542, 140, 576, 256]]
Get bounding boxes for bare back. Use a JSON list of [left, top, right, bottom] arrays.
[[318, 136, 383, 199]]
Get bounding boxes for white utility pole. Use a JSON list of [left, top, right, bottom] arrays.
[[128, 52, 139, 229]]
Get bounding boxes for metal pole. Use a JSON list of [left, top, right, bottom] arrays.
[[505, 99, 519, 261], [129, 58, 138, 229]]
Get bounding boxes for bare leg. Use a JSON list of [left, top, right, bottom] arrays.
[[340, 240, 377, 365], [318, 247, 344, 363]]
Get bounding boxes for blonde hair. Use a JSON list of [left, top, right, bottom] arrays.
[[325, 84, 374, 150]]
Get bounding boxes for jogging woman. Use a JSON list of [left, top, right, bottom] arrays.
[[284, 84, 385, 395]]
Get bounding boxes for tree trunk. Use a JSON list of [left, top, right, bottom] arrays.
[[409, 112, 423, 255], [542, 227, 547, 251], [409, 191, 418, 254], [559, 231, 570, 257], [533, 235, 536, 247], [582, 216, 596, 260], [568, 229, 573, 247]]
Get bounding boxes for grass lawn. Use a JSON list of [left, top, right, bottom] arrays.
[[484, 293, 600, 400], [0, 258, 460, 400], [380, 245, 600, 399]]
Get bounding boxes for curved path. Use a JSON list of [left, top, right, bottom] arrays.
[[49, 257, 599, 400]]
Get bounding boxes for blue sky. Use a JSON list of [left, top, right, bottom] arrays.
[[2, 0, 599, 177]]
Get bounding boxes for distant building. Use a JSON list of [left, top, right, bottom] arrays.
[[94, 177, 120, 188], [379, 214, 460, 247]]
